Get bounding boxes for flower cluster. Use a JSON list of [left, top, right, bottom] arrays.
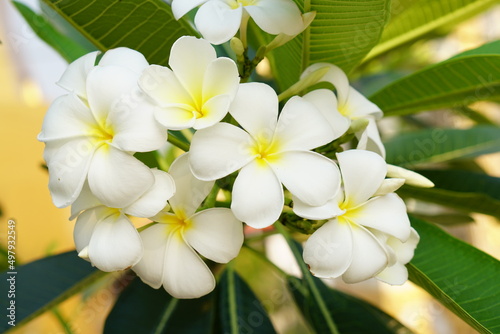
[[39, 4, 429, 298]]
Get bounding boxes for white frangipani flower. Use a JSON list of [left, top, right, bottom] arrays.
[[72, 169, 175, 272], [189, 82, 341, 228], [296, 149, 416, 284], [38, 48, 167, 208], [302, 63, 386, 157], [171, 0, 304, 45], [133, 154, 244, 299], [139, 36, 239, 130]]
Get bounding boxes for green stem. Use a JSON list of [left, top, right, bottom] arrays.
[[243, 244, 288, 277], [153, 298, 179, 334], [274, 222, 341, 334], [239, 12, 250, 49], [201, 183, 219, 209], [167, 134, 190, 152], [226, 263, 239, 334], [51, 307, 74, 334]]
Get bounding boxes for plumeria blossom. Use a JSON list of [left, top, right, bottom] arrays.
[[189, 82, 341, 228], [295, 149, 416, 284], [301, 63, 386, 157], [72, 169, 175, 272], [38, 48, 167, 209], [133, 154, 243, 299], [139, 36, 239, 130], [171, 0, 304, 45]]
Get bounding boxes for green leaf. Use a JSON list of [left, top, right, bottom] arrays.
[[41, 0, 197, 65], [369, 42, 500, 116], [287, 276, 412, 334], [257, 0, 391, 91], [384, 126, 500, 167], [409, 217, 500, 333], [104, 277, 214, 334], [0, 251, 103, 332], [365, 0, 498, 60], [217, 266, 276, 334], [398, 185, 500, 219], [12, 1, 91, 62]]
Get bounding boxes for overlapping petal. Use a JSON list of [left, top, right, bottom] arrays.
[[337, 150, 386, 207], [193, 94, 233, 130], [229, 83, 278, 140], [87, 146, 154, 208], [245, 0, 303, 36], [57, 51, 99, 99], [194, 1, 242, 45], [162, 234, 216, 298], [232, 160, 284, 228], [133, 224, 168, 289], [87, 211, 143, 271], [273, 96, 334, 152], [190, 123, 255, 181], [292, 194, 344, 221], [98, 47, 149, 75], [168, 153, 214, 217], [271, 151, 340, 206], [303, 219, 353, 278], [172, 0, 208, 20], [185, 208, 243, 263]]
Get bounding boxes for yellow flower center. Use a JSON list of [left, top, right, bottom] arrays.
[[88, 117, 115, 145], [338, 103, 352, 117], [160, 210, 192, 239], [227, 0, 258, 9], [250, 133, 281, 166]]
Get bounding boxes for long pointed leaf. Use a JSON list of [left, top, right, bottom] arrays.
[[257, 0, 391, 91], [217, 266, 276, 334], [385, 126, 500, 167], [370, 42, 500, 116], [0, 251, 103, 332], [409, 217, 500, 333], [365, 0, 498, 61], [41, 0, 197, 65]]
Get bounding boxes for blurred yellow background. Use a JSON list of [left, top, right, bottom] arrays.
[[1, 2, 500, 334]]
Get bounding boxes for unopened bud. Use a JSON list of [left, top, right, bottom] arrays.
[[373, 178, 405, 196], [386, 165, 434, 188], [230, 37, 245, 58], [78, 247, 90, 261]]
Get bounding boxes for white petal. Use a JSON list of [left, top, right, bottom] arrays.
[[169, 36, 216, 100], [271, 151, 340, 206], [139, 65, 194, 107], [172, 0, 207, 19], [162, 234, 215, 298], [124, 169, 176, 218], [349, 193, 411, 241], [345, 87, 383, 119], [202, 57, 239, 102], [88, 145, 154, 208], [274, 95, 334, 151], [190, 122, 255, 180], [109, 94, 168, 152], [301, 63, 350, 106], [232, 160, 283, 228], [73, 206, 110, 253], [38, 94, 97, 141], [342, 225, 388, 283], [70, 182, 102, 220], [337, 149, 387, 207], [386, 164, 435, 188], [86, 65, 140, 122], [185, 208, 243, 263], [303, 219, 353, 278], [355, 117, 386, 158], [302, 89, 350, 140], [193, 94, 233, 130], [376, 263, 408, 285], [46, 138, 96, 208], [246, 0, 303, 36], [133, 224, 168, 289], [373, 178, 405, 197], [98, 47, 149, 75], [88, 211, 143, 271], [229, 82, 278, 140], [154, 105, 196, 130], [389, 227, 420, 264], [169, 153, 214, 217], [57, 51, 99, 99], [195, 2, 242, 45], [292, 195, 344, 220]]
